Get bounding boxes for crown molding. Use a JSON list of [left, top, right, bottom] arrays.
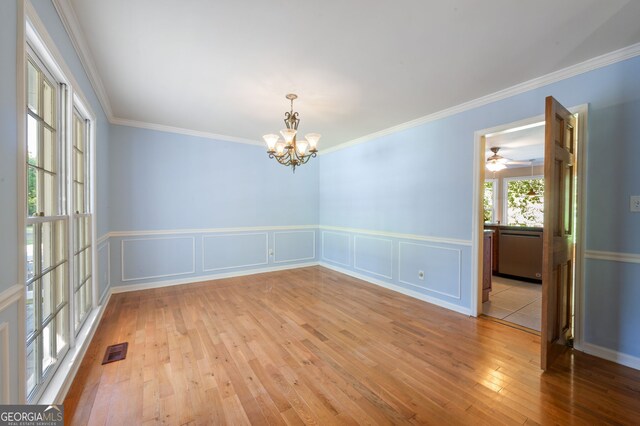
[[109, 117, 263, 146], [51, 0, 113, 120], [321, 42, 640, 155]]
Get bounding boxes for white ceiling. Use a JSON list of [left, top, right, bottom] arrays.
[[67, 0, 640, 149], [486, 124, 545, 168]]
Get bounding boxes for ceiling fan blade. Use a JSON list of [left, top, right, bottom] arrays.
[[506, 161, 530, 165]]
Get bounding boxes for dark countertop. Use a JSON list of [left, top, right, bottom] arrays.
[[484, 224, 543, 232]]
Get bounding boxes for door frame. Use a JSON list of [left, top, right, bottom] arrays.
[[470, 104, 588, 350]]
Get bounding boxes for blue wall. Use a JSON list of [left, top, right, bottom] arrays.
[[319, 55, 640, 360], [107, 125, 319, 288]]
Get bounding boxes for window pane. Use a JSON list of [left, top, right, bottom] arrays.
[[56, 306, 68, 354], [75, 150, 84, 183], [27, 115, 38, 166], [75, 182, 85, 214], [44, 171, 57, 216], [54, 220, 67, 264], [26, 340, 36, 396], [55, 263, 67, 308], [42, 321, 55, 377], [41, 271, 53, 321], [27, 61, 39, 114], [41, 221, 53, 272], [26, 282, 35, 337], [483, 181, 494, 223], [506, 178, 545, 227], [43, 79, 55, 127], [44, 127, 55, 173], [26, 224, 35, 281], [27, 166, 40, 217]]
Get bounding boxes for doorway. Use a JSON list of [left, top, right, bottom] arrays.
[[471, 101, 588, 369]]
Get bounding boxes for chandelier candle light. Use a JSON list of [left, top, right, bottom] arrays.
[[263, 94, 320, 172]]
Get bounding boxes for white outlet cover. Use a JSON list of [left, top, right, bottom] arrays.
[[631, 195, 640, 212]]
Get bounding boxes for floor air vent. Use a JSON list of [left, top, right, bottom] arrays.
[[102, 342, 128, 365]]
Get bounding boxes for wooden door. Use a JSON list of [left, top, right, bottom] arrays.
[[541, 96, 576, 370]]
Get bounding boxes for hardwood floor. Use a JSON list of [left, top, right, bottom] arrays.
[[64, 266, 640, 425]]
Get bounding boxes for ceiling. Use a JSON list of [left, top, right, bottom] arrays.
[[66, 0, 640, 149], [486, 124, 545, 168]]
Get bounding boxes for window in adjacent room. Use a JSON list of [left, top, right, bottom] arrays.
[[504, 176, 544, 227], [483, 179, 497, 223]]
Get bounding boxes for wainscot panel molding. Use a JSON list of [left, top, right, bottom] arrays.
[[202, 233, 268, 272], [319, 262, 471, 316], [321, 231, 351, 267], [110, 262, 319, 294], [274, 231, 316, 263], [585, 250, 640, 264], [121, 236, 196, 282], [108, 224, 318, 238], [580, 342, 640, 371], [96, 233, 109, 246], [319, 225, 472, 246], [398, 242, 462, 299], [0, 322, 9, 403], [0, 284, 23, 312], [0, 284, 25, 404], [353, 235, 394, 280], [97, 241, 111, 303]]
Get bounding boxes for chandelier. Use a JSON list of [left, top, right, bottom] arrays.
[[263, 94, 320, 172]]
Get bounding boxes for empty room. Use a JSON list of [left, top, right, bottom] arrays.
[[1, 0, 640, 424]]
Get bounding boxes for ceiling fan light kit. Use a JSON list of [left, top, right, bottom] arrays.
[[263, 94, 320, 173]]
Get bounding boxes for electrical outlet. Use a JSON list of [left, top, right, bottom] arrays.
[[631, 196, 640, 212], [418, 270, 425, 280]]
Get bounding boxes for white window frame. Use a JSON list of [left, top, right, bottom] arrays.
[[483, 178, 498, 223], [19, 1, 98, 403], [502, 174, 544, 226]]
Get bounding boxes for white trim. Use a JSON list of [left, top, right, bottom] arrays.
[[398, 242, 462, 299], [0, 285, 24, 313], [0, 322, 9, 403], [110, 117, 263, 147], [319, 262, 471, 316], [353, 235, 393, 280], [96, 233, 109, 245], [322, 42, 640, 155], [585, 250, 640, 264], [202, 233, 269, 272], [579, 342, 640, 371], [110, 262, 319, 294], [38, 290, 111, 404], [108, 224, 318, 238], [97, 241, 111, 302], [319, 225, 472, 246], [120, 236, 196, 282], [50, 0, 112, 119], [273, 231, 316, 263], [321, 231, 351, 267]]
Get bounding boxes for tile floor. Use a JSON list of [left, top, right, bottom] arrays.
[[482, 275, 542, 331]]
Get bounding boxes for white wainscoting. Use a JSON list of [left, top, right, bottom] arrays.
[[97, 241, 111, 303], [0, 284, 25, 403], [398, 241, 462, 299], [273, 231, 316, 263], [0, 322, 9, 404], [353, 235, 394, 280], [321, 231, 351, 267], [202, 233, 268, 272], [121, 236, 196, 282]]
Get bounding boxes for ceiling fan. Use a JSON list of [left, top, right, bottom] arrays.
[[486, 147, 530, 171]]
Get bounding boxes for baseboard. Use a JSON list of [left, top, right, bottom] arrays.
[[318, 262, 471, 316], [39, 288, 113, 404], [110, 262, 320, 294], [579, 342, 640, 371]]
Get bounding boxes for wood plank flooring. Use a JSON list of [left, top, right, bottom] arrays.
[[64, 266, 640, 425]]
